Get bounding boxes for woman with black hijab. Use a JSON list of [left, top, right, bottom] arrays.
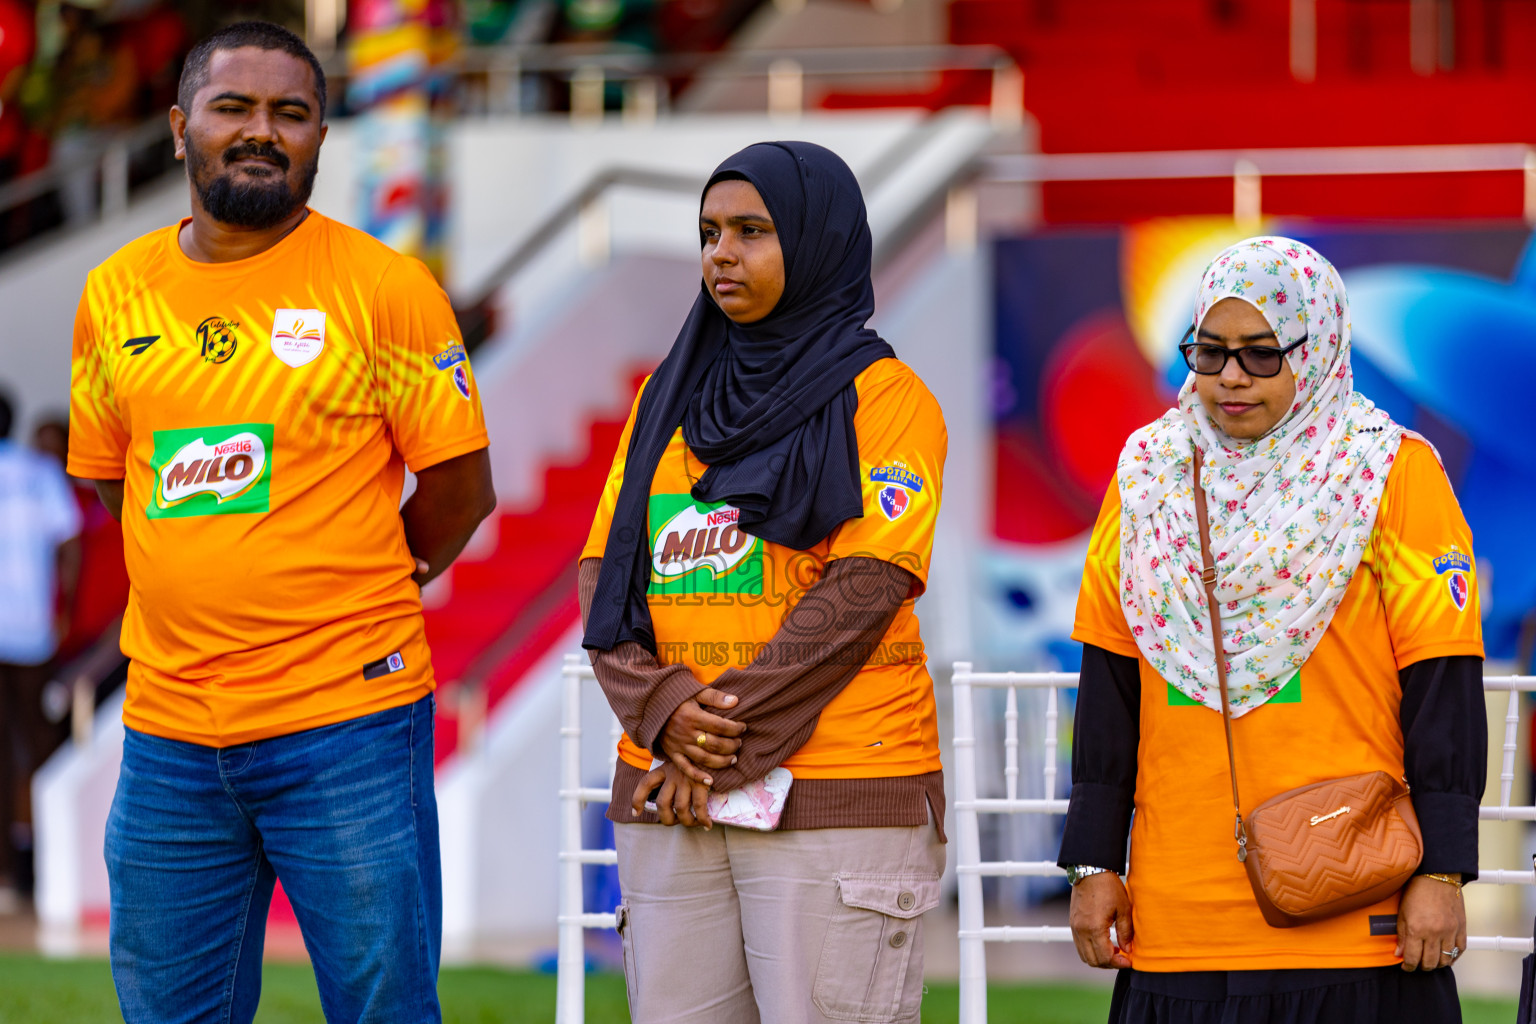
[[578, 141, 948, 1023]]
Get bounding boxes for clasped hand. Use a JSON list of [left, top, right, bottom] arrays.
[[630, 688, 746, 829], [1395, 874, 1466, 972]]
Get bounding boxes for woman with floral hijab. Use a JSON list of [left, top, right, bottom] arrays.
[[1059, 237, 1488, 1023]]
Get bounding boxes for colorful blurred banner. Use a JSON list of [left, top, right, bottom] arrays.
[[987, 219, 1536, 670], [348, 0, 456, 279]]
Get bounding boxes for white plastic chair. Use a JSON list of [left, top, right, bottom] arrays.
[[949, 662, 1536, 1024], [555, 654, 622, 1024]]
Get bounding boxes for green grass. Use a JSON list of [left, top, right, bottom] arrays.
[[0, 956, 1518, 1022]]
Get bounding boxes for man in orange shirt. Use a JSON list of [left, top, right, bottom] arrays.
[[67, 23, 493, 1023]]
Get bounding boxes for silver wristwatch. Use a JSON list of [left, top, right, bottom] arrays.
[[1065, 865, 1115, 886]]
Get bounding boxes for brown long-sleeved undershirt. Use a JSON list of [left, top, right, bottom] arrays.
[[578, 556, 946, 839]]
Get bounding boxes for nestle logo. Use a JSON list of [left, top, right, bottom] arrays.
[[213, 440, 253, 456], [706, 508, 739, 527]]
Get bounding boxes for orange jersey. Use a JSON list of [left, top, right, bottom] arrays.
[[1073, 437, 1483, 971], [68, 211, 489, 747], [583, 358, 946, 779]]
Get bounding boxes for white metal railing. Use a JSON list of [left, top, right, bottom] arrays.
[[985, 143, 1535, 182], [0, 117, 173, 226], [556, 654, 622, 1024], [555, 654, 1534, 1023], [981, 143, 1536, 225], [951, 663, 1536, 1024], [449, 102, 991, 350], [337, 43, 1021, 124]]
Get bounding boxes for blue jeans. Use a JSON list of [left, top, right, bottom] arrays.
[[105, 696, 441, 1024]]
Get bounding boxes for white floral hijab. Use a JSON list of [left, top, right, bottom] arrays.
[[1115, 237, 1403, 716]]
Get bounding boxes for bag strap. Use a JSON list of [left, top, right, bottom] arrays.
[[1190, 446, 1249, 862]]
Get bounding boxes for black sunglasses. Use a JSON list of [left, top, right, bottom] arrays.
[[1179, 328, 1305, 379]]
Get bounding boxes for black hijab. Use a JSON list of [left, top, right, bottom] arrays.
[[583, 141, 895, 654]]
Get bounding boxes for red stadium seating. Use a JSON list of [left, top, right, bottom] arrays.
[[424, 374, 647, 766], [821, 0, 1536, 222]]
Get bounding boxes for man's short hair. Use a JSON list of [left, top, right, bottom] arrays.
[[177, 21, 328, 117], [0, 390, 13, 439]]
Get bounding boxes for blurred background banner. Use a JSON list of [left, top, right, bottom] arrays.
[[347, 0, 455, 275], [986, 218, 1536, 672]]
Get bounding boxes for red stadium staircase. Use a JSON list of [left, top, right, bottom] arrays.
[[264, 374, 643, 926], [422, 373, 644, 766]]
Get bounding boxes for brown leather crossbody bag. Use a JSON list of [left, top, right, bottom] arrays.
[[1191, 447, 1422, 928]]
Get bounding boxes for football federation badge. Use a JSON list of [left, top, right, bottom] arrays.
[[1433, 546, 1472, 575], [1447, 571, 1469, 612], [433, 342, 468, 370], [270, 309, 326, 368], [870, 465, 925, 493], [452, 364, 472, 401], [878, 484, 910, 521]]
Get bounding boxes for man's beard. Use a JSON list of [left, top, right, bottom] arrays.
[[185, 133, 319, 229]]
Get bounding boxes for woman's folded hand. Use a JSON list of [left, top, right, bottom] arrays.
[[631, 761, 714, 829], [659, 688, 746, 784]]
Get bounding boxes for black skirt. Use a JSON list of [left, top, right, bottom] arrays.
[[1108, 965, 1461, 1024]]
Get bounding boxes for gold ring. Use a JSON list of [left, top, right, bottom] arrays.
[[696, 732, 709, 747]]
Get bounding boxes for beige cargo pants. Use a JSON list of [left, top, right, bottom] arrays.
[[613, 819, 945, 1024]]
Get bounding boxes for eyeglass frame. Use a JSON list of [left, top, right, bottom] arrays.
[[1178, 326, 1306, 379]]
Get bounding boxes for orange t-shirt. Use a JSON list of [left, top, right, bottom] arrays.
[[67, 211, 489, 747], [1072, 437, 1484, 971], [582, 358, 947, 779]]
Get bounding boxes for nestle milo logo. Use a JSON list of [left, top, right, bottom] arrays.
[[147, 423, 273, 519], [648, 494, 762, 595]]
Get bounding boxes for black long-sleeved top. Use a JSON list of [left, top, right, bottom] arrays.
[[1058, 645, 1487, 881]]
